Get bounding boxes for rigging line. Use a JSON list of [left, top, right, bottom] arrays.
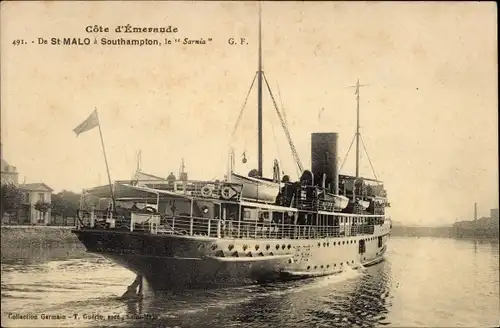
[[360, 134, 379, 181], [276, 82, 299, 177], [230, 72, 258, 138], [276, 83, 289, 128], [262, 72, 304, 175], [340, 133, 356, 172], [223, 72, 257, 177], [268, 105, 283, 170]]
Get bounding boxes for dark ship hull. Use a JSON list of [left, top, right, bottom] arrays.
[[73, 223, 390, 291]]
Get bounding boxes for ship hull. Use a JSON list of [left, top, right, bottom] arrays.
[[72, 224, 390, 291]]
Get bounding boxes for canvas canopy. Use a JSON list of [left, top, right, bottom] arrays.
[[83, 182, 190, 201]]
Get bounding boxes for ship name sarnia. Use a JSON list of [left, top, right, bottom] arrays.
[[51, 38, 91, 46], [183, 37, 207, 45]]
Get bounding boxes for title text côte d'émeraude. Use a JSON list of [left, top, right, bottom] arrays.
[[85, 25, 179, 34]]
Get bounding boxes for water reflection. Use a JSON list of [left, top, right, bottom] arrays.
[[114, 264, 392, 328], [1, 242, 91, 266]]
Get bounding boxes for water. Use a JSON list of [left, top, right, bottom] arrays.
[[1, 237, 499, 327]]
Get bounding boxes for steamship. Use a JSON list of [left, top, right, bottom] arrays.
[[72, 8, 391, 291]]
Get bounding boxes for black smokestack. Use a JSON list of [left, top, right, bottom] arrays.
[[311, 133, 339, 194]]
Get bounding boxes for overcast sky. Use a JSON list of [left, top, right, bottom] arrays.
[[1, 1, 497, 226]]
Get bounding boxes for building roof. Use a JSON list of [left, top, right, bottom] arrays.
[[19, 183, 53, 192], [1, 158, 16, 172]]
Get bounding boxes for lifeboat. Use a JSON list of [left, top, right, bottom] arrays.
[[230, 172, 280, 203]]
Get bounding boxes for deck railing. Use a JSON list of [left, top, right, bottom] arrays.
[[76, 209, 386, 240]]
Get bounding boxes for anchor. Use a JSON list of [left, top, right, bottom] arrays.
[[120, 275, 144, 300]]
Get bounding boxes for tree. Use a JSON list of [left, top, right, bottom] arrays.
[[51, 190, 81, 225], [34, 200, 52, 223], [1, 183, 24, 217]]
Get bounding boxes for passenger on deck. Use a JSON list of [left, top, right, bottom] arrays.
[[167, 172, 176, 185]]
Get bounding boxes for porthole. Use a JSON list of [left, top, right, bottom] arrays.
[[327, 242, 330, 247], [334, 263, 337, 266], [211, 244, 218, 250], [242, 244, 248, 251], [276, 245, 280, 250], [307, 266, 311, 270], [320, 265, 324, 269], [333, 242, 336, 246], [287, 244, 291, 249], [323, 242, 326, 247], [282, 244, 286, 250], [255, 245, 260, 251], [318, 242, 321, 247], [342, 241, 345, 245], [228, 244, 234, 251], [314, 266, 317, 269], [266, 244, 270, 250], [288, 259, 292, 264], [326, 265, 330, 268], [340, 262, 343, 265]]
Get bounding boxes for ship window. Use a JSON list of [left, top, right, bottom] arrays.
[[244, 211, 251, 219]]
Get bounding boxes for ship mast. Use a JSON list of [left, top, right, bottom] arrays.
[[353, 78, 368, 177], [228, 3, 303, 177], [257, 2, 263, 176], [355, 79, 360, 177]]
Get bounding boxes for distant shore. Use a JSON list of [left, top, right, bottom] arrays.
[[391, 217, 499, 240]]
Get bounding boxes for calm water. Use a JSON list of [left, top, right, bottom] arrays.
[[1, 237, 499, 327]]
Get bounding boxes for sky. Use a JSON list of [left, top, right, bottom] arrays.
[[1, 1, 498, 226]]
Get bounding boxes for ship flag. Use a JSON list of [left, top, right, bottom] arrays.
[[73, 109, 99, 136], [72, 108, 115, 207]]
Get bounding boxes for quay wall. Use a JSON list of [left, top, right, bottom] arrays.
[[1, 225, 79, 248]]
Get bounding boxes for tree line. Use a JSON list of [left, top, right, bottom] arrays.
[[1, 183, 99, 224]]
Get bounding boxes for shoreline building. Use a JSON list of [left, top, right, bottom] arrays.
[[1, 142, 19, 186]]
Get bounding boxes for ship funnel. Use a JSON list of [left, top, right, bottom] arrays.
[[311, 133, 339, 194]]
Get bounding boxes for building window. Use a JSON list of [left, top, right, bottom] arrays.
[[25, 193, 30, 202], [38, 193, 45, 202]]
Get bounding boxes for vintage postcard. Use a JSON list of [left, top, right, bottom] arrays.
[[1, 1, 498, 328]]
